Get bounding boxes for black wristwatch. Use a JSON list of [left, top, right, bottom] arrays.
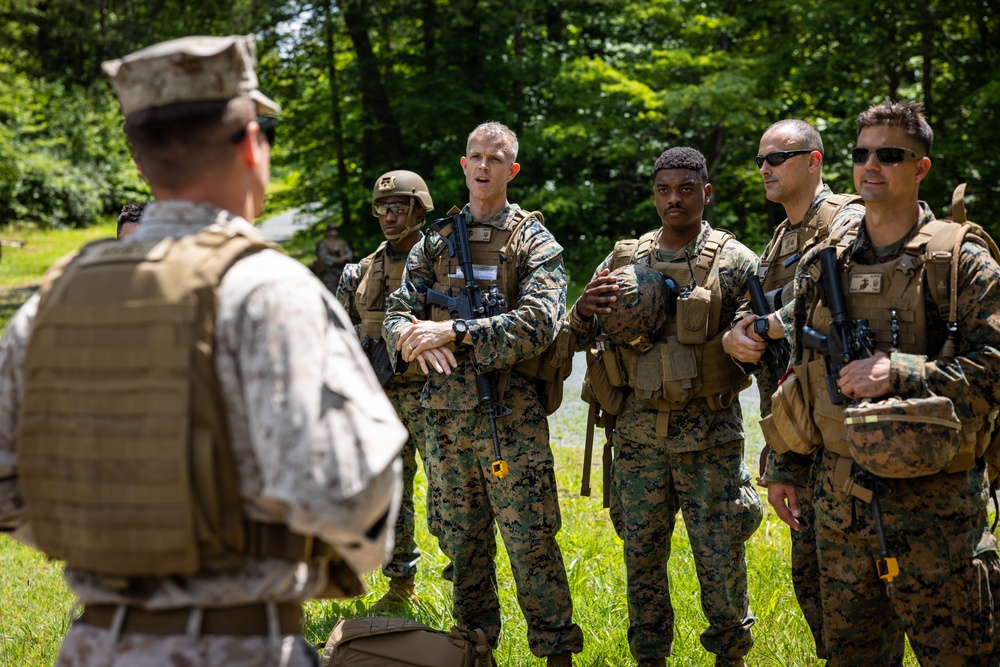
[[453, 319, 469, 345], [753, 315, 773, 341]]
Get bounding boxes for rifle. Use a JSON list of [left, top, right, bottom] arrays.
[[801, 245, 896, 580], [801, 246, 877, 406], [425, 212, 513, 479], [360, 335, 404, 387], [746, 274, 792, 382]]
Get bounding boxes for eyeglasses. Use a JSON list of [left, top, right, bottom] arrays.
[[754, 149, 814, 169], [374, 201, 412, 216], [851, 146, 921, 164], [230, 116, 278, 147]]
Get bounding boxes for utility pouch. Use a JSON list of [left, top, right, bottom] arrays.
[[845, 395, 962, 478], [602, 344, 626, 388], [676, 285, 712, 345], [634, 347, 662, 401], [582, 346, 626, 416], [760, 364, 821, 455]]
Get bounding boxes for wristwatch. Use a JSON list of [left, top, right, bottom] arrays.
[[753, 315, 773, 341], [453, 319, 469, 345]]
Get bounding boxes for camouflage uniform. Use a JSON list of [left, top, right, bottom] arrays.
[[0, 202, 406, 667], [337, 238, 435, 580], [568, 222, 762, 663], [766, 205, 1000, 666], [315, 235, 354, 292], [383, 204, 583, 658], [735, 185, 863, 658]]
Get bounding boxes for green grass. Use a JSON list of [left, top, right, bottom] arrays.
[[0, 401, 918, 666], [0, 225, 920, 666], [0, 220, 118, 331]]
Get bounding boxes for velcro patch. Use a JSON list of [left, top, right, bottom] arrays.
[[780, 232, 798, 257], [468, 227, 492, 243], [849, 272, 883, 294]]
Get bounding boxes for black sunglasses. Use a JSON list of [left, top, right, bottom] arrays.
[[754, 149, 813, 169], [851, 146, 921, 164], [230, 116, 278, 147]]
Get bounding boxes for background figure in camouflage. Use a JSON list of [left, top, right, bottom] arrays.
[[567, 147, 761, 667], [314, 223, 353, 292], [0, 35, 404, 667], [766, 101, 1000, 666], [336, 169, 437, 612], [383, 122, 583, 667], [722, 119, 864, 660]]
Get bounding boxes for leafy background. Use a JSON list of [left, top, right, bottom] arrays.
[[2, 0, 999, 282]]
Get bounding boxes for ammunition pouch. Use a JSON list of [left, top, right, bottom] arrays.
[[619, 334, 749, 412], [676, 285, 712, 345]]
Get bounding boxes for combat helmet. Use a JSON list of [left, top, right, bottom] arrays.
[[371, 170, 434, 241], [600, 264, 678, 352]]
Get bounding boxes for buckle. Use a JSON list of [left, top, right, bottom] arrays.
[[628, 336, 653, 353]]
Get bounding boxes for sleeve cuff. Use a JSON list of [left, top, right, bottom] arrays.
[[889, 350, 928, 397], [762, 448, 814, 487]]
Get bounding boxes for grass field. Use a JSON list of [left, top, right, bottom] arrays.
[[0, 224, 921, 666]]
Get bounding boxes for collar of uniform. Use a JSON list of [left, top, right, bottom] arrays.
[[851, 201, 935, 264], [129, 201, 257, 242], [794, 183, 835, 230], [656, 220, 711, 263], [461, 203, 518, 229], [384, 231, 421, 260]]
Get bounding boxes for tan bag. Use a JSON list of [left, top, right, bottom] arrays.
[[321, 616, 493, 667], [514, 322, 575, 416], [845, 395, 962, 478], [581, 345, 626, 416], [760, 367, 822, 456]]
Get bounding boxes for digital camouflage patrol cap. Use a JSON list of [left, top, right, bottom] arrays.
[[101, 35, 280, 117], [599, 264, 675, 351]]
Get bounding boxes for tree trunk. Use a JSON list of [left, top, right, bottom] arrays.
[[341, 0, 404, 167], [325, 0, 351, 229]]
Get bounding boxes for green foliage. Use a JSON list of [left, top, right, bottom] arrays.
[[4, 0, 1000, 275]]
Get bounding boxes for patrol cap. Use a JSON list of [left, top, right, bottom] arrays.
[[599, 264, 675, 351], [102, 35, 280, 117]]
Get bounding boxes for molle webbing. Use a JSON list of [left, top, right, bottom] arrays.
[[609, 228, 748, 413], [17, 227, 345, 580], [356, 244, 423, 381], [760, 193, 861, 294], [805, 217, 992, 475], [428, 208, 545, 380]]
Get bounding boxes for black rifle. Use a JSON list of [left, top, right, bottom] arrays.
[[360, 335, 404, 387], [801, 246, 877, 406], [746, 274, 792, 382], [425, 212, 512, 479], [801, 246, 896, 579]]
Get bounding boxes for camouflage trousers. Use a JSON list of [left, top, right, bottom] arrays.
[[423, 375, 583, 657], [384, 380, 432, 581], [610, 436, 761, 662], [817, 502, 1000, 667], [55, 621, 318, 667], [790, 465, 826, 659]]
